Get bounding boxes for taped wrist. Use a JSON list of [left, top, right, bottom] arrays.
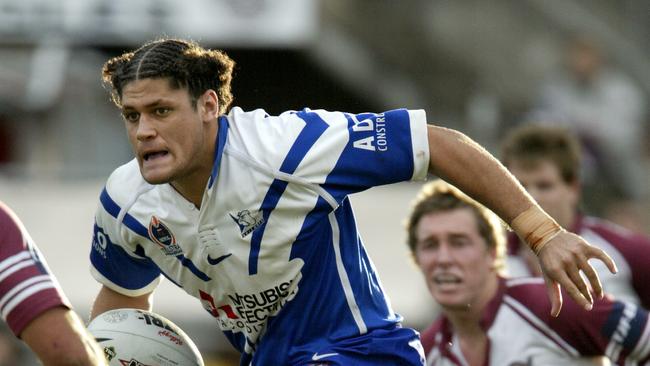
[[511, 205, 564, 255]]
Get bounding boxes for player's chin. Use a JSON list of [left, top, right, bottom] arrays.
[[140, 169, 173, 185]]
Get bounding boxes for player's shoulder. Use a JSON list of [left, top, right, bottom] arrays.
[[226, 106, 348, 129], [583, 216, 650, 242], [0, 201, 16, 226], [503, 277, 551, 316], [103, 159, 151, 206]]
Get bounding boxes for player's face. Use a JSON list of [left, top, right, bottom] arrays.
[[120, 78, 217, 186], [414, 208, 498, 312], [508, 160, 579, 228]]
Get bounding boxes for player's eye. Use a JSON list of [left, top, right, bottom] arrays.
[[449, 237, 469, 248], [154, 107, 172, 117], [418, 239, 438, 251], [123, 112, 139, 122], [536, 181, 555, 191]]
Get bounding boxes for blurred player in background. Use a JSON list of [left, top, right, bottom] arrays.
[[407, 180, 650, 365], [501, 124, 650, 308], [0, 201, 105, 365], [88, 38, 614, 365]]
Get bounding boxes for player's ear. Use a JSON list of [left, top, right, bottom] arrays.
[[198, 89, 219, 121]]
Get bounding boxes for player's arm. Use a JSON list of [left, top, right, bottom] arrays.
[[21, 306, 106, 366], [426, 125, 617, 316], [90, 285, 153, 320]]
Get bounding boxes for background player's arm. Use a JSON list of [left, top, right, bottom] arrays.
[[90, 285, 153, 320], [426, 125, 616, 315], [21, 306, 106, 366]]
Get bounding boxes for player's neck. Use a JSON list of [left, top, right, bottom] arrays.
[[446, 274, 499, 336], [170, 127, 218, 208]]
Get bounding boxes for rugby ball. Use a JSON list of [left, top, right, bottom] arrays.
[[87, 308, 204, 366]]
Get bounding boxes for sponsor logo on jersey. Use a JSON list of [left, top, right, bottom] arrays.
[[207, 253, 232, 266], [148, 216, 183, 255], [199, 277, 299, 337], [350, 113, 388, 152], [229, 209, 265, 238], [312, 352, 339, 361]]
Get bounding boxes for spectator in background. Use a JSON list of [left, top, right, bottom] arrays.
[[0, 201, 106, 365], [501, 124, 650, 308], [528, 35, 648, 229], [407, 180, 650, 365]]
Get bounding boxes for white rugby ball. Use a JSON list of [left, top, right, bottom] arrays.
[[88, 308, 204, 366]]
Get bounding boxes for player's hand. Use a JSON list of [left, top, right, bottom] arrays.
[[537, 231, 617, 317]]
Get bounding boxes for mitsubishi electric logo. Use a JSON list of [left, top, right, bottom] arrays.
[[229, 209, 265, 238]]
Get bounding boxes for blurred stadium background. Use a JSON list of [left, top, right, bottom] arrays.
[[0, 0, 648, 364]]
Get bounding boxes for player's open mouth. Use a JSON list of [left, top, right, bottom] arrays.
[[143, 151, 169, 161], [433, 274, 461, 285]]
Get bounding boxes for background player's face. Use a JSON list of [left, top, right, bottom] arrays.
[[508, 160, 579, 229], [414, 208, 497, 311], [120, 78, 216, 185]]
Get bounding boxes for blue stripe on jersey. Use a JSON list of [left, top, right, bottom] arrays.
[[91, 223, 161, 290], [176, 254, 210, 281], [279, 110, 329, 173], [248, 180, 288, 275], [622, 305, 647, 351], [249, 197, 400, 364], [208, 116, 230, 189], [247, 111, 329, 275], [602, 302, 646, 350], [99, 188, 211, 282], [324, 109, 416, 202]]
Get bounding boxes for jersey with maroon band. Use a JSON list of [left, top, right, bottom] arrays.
[[421, 277, 650, 366], [507, 215, 650, 308], [0, 201, 70, 336]]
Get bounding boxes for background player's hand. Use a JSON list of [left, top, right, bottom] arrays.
[[537, 231, 617, 317]]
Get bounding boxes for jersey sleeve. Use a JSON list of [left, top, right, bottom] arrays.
[[0, 202, 71, 337], [550, 292, 650, 364], [227, 107, 430, 206], [90, 187, 162, 297], [307, 109, 429, 202], [590, 221, 650, 310]]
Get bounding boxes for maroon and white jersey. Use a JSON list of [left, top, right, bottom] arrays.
[[507, 215, 650, 308], [421, 277, 650, 366], [0, 201, 70, 336]]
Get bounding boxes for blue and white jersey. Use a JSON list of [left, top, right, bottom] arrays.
[[90, 107, 430, 365]]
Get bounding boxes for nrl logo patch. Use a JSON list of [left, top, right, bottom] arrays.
[[229, 209, 265, 238], [148, 216, 183, 256]]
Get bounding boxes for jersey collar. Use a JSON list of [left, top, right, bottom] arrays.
[[207, 116, 229, 190]]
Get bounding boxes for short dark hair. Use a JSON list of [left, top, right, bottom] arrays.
[[406, 180, 506, 274], [500, 124, 582, 184], [102, 38, 235, 115]]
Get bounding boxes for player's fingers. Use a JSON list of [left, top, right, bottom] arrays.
[[544, 277, 562, 317], [558, 270, 592, 311], [580, 257, 603, 299], [589, 245, 618, 274], [567, 263, 593, 306]]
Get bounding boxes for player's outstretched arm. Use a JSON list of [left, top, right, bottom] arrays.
[[21, 306, 107, 366], [426, 125, 617, 316], [90, 285, 153, 321]]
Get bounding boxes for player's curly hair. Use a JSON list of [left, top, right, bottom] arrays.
[[405, 180, 506, 275], [102, 38, 235, 115]]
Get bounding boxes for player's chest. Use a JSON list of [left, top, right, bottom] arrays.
[[134, 179, 322, 288]]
